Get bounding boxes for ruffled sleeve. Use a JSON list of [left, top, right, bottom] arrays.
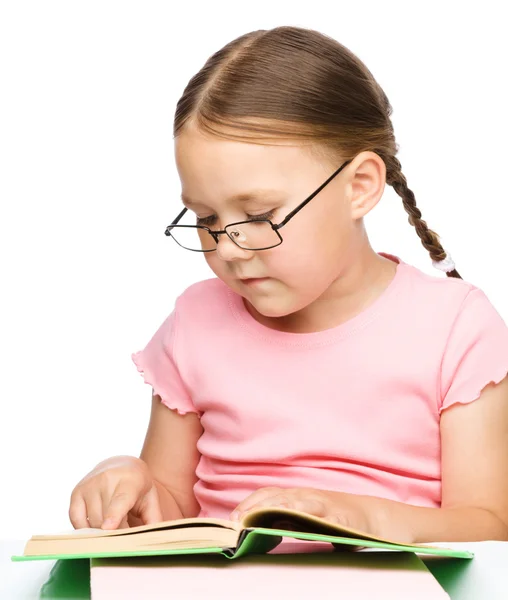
[[131, 306, 198, 415], [439, 287, 508, 414]]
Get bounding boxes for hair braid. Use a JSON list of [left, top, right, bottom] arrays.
[[386, 156, 462, 279]]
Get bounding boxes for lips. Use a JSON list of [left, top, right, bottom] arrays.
[[240, 277, 269, 285]]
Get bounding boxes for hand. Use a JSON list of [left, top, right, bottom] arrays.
[[69, 455, 163, 530], [230, 487, 385, 538]]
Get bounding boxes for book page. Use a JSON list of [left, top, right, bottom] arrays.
[[24, 526, 240, 557], [240, 507, 454, 550], [31, 516, 238, 541]]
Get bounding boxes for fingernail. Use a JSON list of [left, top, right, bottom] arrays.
[[230, 511, 240, 521]]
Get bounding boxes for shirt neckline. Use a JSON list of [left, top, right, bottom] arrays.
[[226, 252, 408, 348]]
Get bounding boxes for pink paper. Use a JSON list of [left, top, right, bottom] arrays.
[[91, 549, 449, 600]]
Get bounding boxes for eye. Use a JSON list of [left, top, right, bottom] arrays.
[[196, 210, 276, 227], [196, 215, 217, 227], [246, 210, 275, 222]]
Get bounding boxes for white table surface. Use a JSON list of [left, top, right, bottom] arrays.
[[2, 539, 507, 599]]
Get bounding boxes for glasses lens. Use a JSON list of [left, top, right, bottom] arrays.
[[225, 220, 281, 250], [167, 225, 216, 251]]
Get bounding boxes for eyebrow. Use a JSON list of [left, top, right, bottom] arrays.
[[181, 189, 286, 207]]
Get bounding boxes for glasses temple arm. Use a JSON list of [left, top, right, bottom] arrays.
[[172, 207, 188, 225], [275, 159, 353, 229]]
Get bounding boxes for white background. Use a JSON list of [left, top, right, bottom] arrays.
[[0, 1, 506, 539]]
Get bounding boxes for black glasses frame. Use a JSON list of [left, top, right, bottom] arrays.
[[164, 158, 353, 252]]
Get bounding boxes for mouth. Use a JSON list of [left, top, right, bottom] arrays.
[[240, 277, 270, 286]]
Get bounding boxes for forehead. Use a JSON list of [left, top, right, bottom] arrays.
[[175, 124, 324, 173], [174, 124, 338, 210]]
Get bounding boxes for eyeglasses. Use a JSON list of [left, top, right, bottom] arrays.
[[164, 158, 353, 252]]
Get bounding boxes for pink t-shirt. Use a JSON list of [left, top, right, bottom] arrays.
[[132, 253, 508, 520]]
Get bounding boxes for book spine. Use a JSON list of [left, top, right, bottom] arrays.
[[230, 529, 283, 559]]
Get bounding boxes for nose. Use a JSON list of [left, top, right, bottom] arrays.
[[215, 233, 252, 262]]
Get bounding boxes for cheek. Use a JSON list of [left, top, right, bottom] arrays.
[[204, 253, 232, 277], [204, 253, 220, 275], [269, 216, 349, 281]]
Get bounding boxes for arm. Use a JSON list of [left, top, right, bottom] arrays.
[[128, 391, 203, 526], [417, 374, 508, 541], [361, 375, 508, 543]]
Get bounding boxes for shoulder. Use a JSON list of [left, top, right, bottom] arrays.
[[176, 277, 230, 305], [388, 256, 508, 354], [399, 258, 491, 321], [174, 277, 234, 323]]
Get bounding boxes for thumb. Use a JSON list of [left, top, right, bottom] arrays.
[[138, 483, 164, 525], [102, 484, 138, 529]]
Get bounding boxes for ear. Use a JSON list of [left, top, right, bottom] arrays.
[[346, 151, 386, 220]]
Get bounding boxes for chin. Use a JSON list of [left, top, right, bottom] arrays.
[[247, 295, 301, 319]]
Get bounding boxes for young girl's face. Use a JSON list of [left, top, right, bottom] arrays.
[[175, 123, 373, 319]]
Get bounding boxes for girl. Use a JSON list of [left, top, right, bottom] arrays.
[[69, 26, 508, 544]]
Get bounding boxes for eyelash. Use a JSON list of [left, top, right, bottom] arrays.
[[196, 210, 275, 227]]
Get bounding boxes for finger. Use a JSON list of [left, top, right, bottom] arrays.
[[237, 494, 292, 518], [84, 496, 104, 529], [291, 497, 327, 518], [102, 483, 138, 529], [118, 516, 130, 529], [252, 493, 287, 507], [323, 513, 342, 525], [69, 492, 88, 529], [138, 484, 163, 525], [231, 487, 283, 520]]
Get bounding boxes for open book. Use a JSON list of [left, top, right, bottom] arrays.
[[12, 507, 473, 562]]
